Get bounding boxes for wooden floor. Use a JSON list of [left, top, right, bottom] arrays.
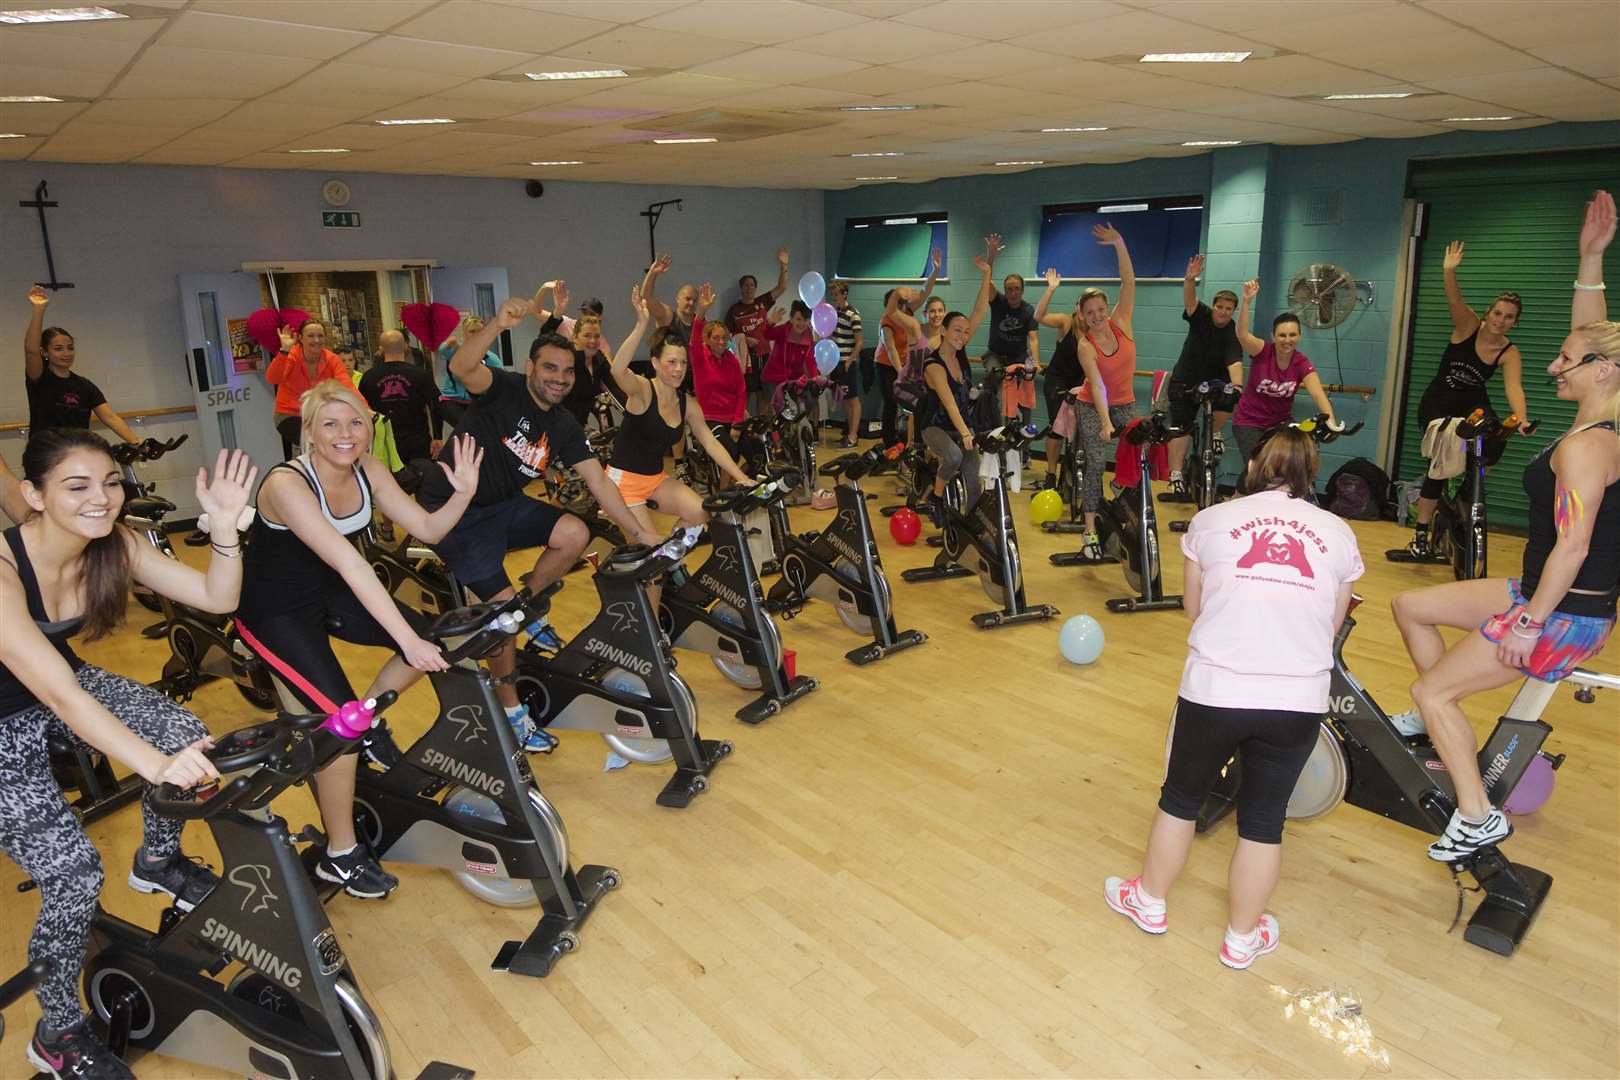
[[4, 451, 1618, 1080]]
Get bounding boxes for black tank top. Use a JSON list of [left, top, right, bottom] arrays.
[[923, 349, 970, 433], [1048, 328, 1084, 395], [1436, 328, 1511, 393], [237, 456, 373, 623], [0, 526, 87, 720], [1520, 421, 1620, 617], [609, 385, 687, 475]]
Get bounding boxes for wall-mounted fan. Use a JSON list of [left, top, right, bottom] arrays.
[[1286, 262, 1374, 330]]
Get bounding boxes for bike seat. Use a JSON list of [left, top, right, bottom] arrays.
[[123, 495, 176, 521], [428, 604, 502, 640]]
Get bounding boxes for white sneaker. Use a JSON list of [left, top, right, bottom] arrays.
[[1219, 914, 1280, 969], [1388, 706, 1427, 738], [1428, 808, 1512, 863], [1103, 874, 1168, 935]]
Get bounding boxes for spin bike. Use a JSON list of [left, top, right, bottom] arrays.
[[901, 425, 1059, 629], [1, 961, 47, 1044], [512, 531, 732, 808], [113, 437, 279, 711], [329, 593, 618, 976], [1387, 409, 1535, 580], [656, 474, 819, 723], [1195, 595, 1617, 955], [1041, 391, 1087, 537], [777, 375, 829, 506], [77, 693, 441, 1079], [1162, 380, 1241, 534], [1051, 414, 1184, 614], [765, 446, 928, 665]]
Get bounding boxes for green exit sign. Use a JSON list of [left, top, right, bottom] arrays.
[[322, 211, 361, 228]]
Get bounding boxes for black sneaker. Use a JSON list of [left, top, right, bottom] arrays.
[[926, 494, 945, 529], [28, 1019, 133, 1080], [1040, 473, 1058, 491], [128, 849, 217, 911], [360, 724, 403, 768], [1406, 535, 1438, 560], [316, 845, 399, 899]]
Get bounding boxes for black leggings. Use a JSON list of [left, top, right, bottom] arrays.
[[877, 364, 900, 446], [237, 593, 428, 722], [277, 414, 302, 461], [1158, 696, 1320, 844]]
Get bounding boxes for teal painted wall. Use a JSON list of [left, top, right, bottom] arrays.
[[826, 121, 1620, 482]]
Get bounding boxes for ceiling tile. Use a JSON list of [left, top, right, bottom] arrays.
[[0, 65, 113, 100], [265, 62, 470, 102], [392, 1, 616, 54], [75, 98, 241, 127], [554, 24, 755, 68], [887, 41, 1070, 78], [1415, 1, 1615, 48], [340, 35, 537, 77], [219, 101, 379, 132], [1002, 9, 1268, 59], [1528, 40, 1620, 79], [1317, 30, 1548, 83], [686, 45, 869, 84], [189, 0, 438, 32], [799, 67, 956, 96], [802, 1, 935, 16], [796, 21, 978, 64], [639, 0, 870, 45], [109, 47, 322, 99], [484, 0, 692, 20], [0, 25, 150, 72], [1422, 65, 1604, 102], [154, 11, 375, 60], [891, 0, 1127, 38], [1135, 0, 1406, 33], [0, 101, 88, 135]]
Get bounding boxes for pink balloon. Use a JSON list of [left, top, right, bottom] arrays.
[[1503, 752, 1558, 815], [811, 301, 838, 339], [400, 302, 462, 352], [246, 309, 283, 352]]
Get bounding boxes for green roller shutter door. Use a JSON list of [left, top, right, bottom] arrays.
[[1396, 149, 1620, 529]]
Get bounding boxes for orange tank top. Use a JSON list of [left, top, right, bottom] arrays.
[[1075, 319, 1135, 406]]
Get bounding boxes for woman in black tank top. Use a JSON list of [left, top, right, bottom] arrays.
[[605, 285, 756, 538], [1402, 240, 1531, 555], [0, 429, 256, 1060], [1389, 207, 1620, 864]]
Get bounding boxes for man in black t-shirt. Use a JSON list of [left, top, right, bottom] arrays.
[[417, 297, 662, 742], [359, 330, 442, 464], [983, 273, 1041, 424], [1165, 254, 1244, 499]]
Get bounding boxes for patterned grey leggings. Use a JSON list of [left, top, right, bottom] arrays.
[[1076, 402, 1142, 514], [0, 666, 207, 1029]]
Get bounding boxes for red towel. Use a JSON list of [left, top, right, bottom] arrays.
[[1112, 371, 1171, 487]]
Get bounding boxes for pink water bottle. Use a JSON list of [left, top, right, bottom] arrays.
[[321, 698, 376, 739]]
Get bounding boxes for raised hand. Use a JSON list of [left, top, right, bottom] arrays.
[[437, 434, 483, 497], [194, 448, 258, 526], [1092, 222, 1122, 246], [972, 254, 992, 274], [777, 245, 789, 267], [277, 324, 296, 351], [1579, 190, 1616, 257], [1043, 267, 1061, 289], [1185, 254, 1205, 280], [984, 233, 1005, 259], [629, 283, 650, 323], [1443, 240, 1465, 271], [698, 282, 716, 310], [27, 284, 48, 307], [552, 279, 570, 315], [495, 296, 529, 329], [1242, 278, 1260, 301], [651, 253, 673, 275], [930, 247, 943, 273]]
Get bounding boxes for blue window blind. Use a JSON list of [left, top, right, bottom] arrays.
[[1037, 202, 1202, 279]]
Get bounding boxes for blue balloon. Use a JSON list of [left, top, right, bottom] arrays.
[[798, 270, 826, 308], [1059, 614, 1105, 665], [814, 337, 840, 375]]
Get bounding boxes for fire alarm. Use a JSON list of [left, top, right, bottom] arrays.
[[525, 179, 544, 198], [322, 179, 351, 207]]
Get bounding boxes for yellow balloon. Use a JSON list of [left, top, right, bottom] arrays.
[[1029, 488, 1063, 525]]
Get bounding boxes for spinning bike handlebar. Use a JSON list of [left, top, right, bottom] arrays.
[[0, 960, 49, 1012], [821, 443, 898, 482], [701, 473, 797, 515], [1293, 414, 1364, 444], [976, 423, 1048, 455], [1115, 414, 1182, 447], [1181, 380, 1241, 406], [1454, 408, 1538, 441], [152, 691, 399, 820], [110, 435, 188, 465]]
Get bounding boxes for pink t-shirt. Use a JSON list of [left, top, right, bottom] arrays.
[[1233, 342, 1314, 429], [1179, 489, 1364, 712]]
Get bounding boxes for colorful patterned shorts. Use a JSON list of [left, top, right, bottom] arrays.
[[1479, 579, 1615, 683]]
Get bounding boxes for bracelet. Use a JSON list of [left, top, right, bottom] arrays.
[[208, 538, 241, 548], [1573, 280, 1607, 291], [210, 543, 241, 559], [1510, 625, 1543, 640]]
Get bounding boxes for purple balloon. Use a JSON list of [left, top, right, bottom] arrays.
[[811, 302, 838, 339], [1503, 752, 1557, 815], [814, 337, 841, 375]]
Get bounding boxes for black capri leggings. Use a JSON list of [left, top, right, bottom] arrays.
[[878, 364, 899, 446], [1158, 696, 1320, 844], [237, 592, 429, 723]]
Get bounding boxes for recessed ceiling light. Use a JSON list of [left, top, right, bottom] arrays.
[[1041, 126, 1109, 133], [883, 216, 918, 225], [524, 68, 627, 81], [0, 132, 32, 138], [995, 160, 1045, 166], [1183, 140, 1242, 146], [1140, 51, 1250, 63], [1442, 115, 1515, 122], [0, 6, 125, 23], [0, 95, 63, 103], [854, 176, 898, 181], [652, 137, 716, 144], [288, 147, 348, 154], [1324, 92, 1413, 100], [375, 117, 455, 126], [530, 160, 584, 165], [840, 104, 917, 112], [1098, 203, 1149, 213], [848, 151, 905, 157]]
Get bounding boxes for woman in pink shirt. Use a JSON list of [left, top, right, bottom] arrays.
[[1104, 428, 1364, 970], [691, 283, 748, 461], [760, 300, 818, 406]]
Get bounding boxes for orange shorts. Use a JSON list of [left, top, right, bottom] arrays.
[[606, 466, 667, 507]]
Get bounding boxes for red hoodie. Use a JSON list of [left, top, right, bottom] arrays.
[[689, 318, 746, 424]]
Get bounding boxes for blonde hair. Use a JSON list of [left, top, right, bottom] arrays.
[[1574, 319, 1620, 433], [299, 380, 374, 456], [1076, 288, 1109, 316], [573, 314, 602, 344]]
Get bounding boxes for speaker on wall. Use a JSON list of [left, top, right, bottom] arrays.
[[525, 180, 544, 198]]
